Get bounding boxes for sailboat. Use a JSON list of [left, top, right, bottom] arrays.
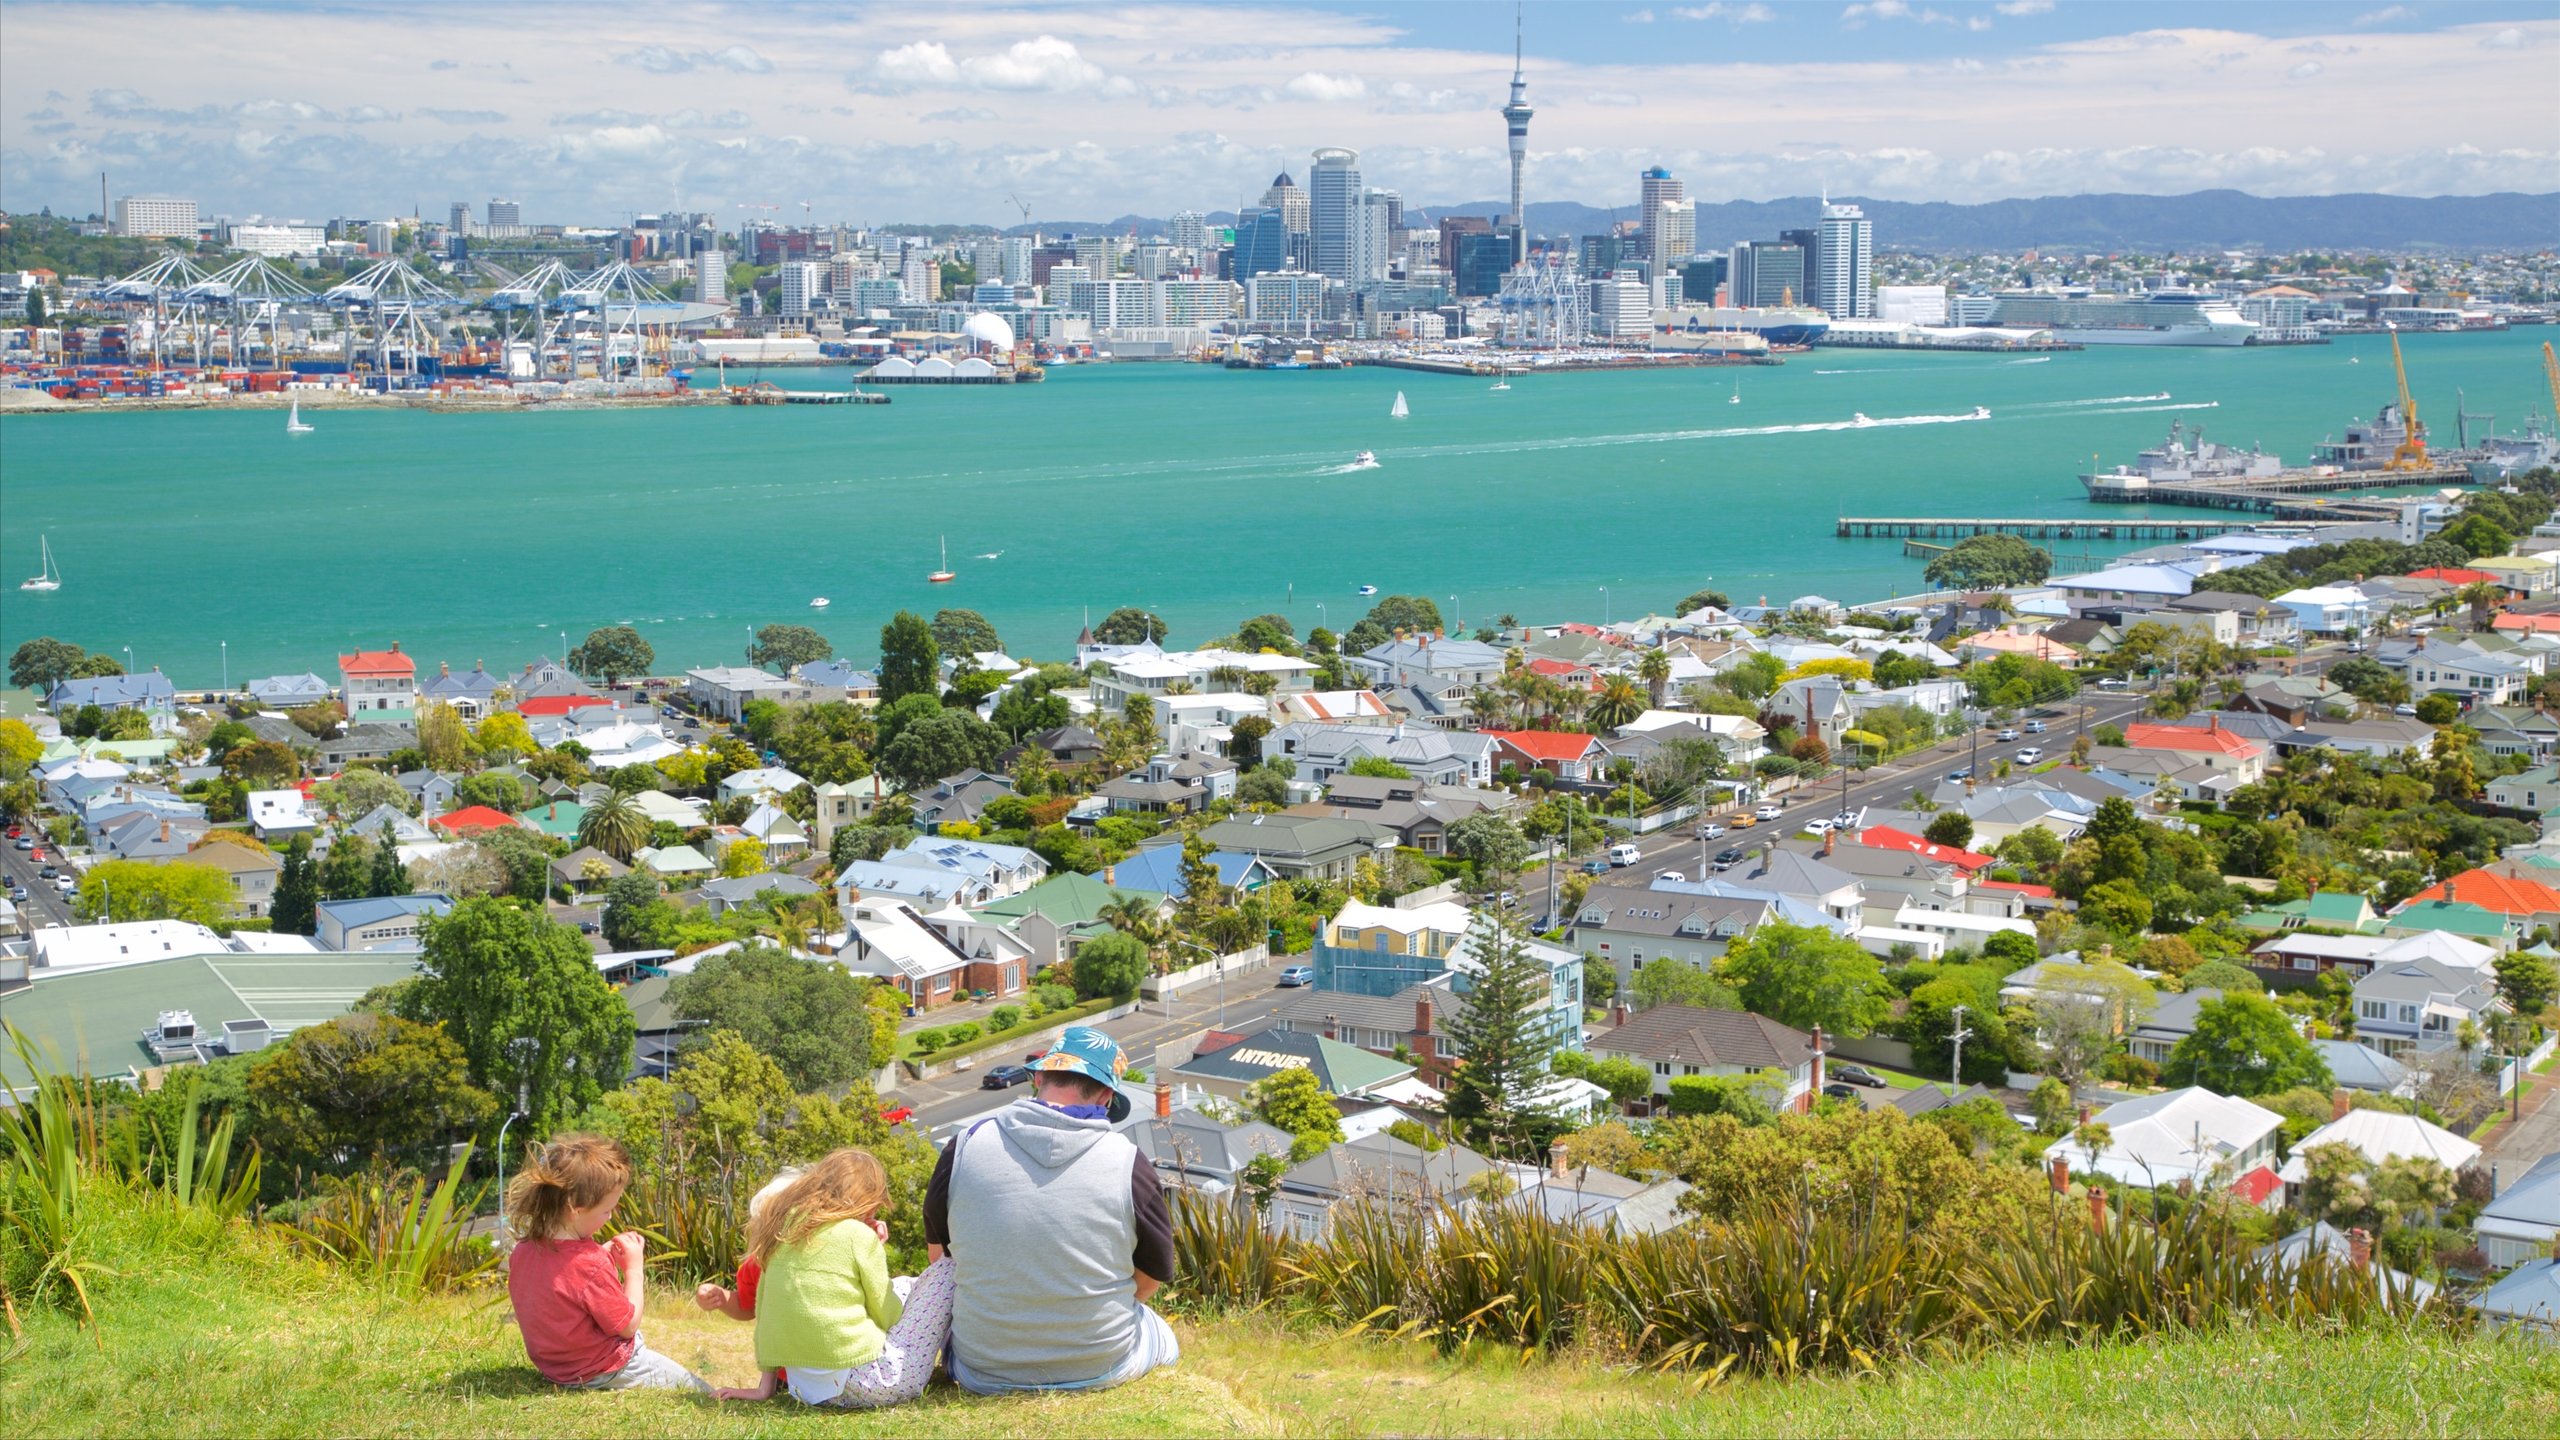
[[927, 536, 955, 584], [1728, 377, 1741, 405], [286, 400, 313, 434], [1489, 376, 1511, 392], [19, 535, 61, 593], [1390, 391, 1409, 419]]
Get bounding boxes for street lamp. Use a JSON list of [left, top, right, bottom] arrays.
[[220, 640, 228, 695], [492, 1035, 542, 1238], [1599, 586, 1610, 626], [1168, 936, 1223, 1028]]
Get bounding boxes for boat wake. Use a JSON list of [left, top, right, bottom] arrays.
[[2009, 392, 2176, 410], [2083, 401, 2223, 417], [1389, 409, 1994, 461], [2003, 355, 2054, 365], [1314, 460, 1378, 475]]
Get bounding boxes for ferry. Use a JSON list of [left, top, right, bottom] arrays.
[[1985, 290, 2257, 347]]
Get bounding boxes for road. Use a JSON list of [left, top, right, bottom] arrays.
[[2, 829, 78, 928], [2483, 1064, 2560, 1176]]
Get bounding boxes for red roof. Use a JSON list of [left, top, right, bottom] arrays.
[[2493, 613, 2560, 635], [2229, 1164, 2284, 1208], [2122, 721, 2260, 757], [1484, 729, 1600, 763], [1857, 825, 1994, 873], [430, 805, 520, 836], [2409, 566, 2501, 586], [516, 694, 611, 717], [338, 647, 416, 678], [1976, 880, 2058, 899], [2406, 867, 2560, 917], [1523, 657, 1602, 691]]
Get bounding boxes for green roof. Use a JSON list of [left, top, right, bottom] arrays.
[[622, 975, 678, 1034], [974, 871, 1158, 926], [2233, 893, 2379, 934], [2381, 900, 2513, 940], [521, 800, 588, 839], [2, 951, 425, 1086]]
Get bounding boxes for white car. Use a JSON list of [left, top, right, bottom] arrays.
[[1805, 817, 1835, 835], [1994, 727, 2022, 742], [1657, 870, 1687, 884], [1696, 823, 1727, 840], [2016, 747, 2044, 764], [1754, 803, 1784, 821]]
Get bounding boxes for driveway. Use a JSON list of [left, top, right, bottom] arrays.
[[2481, 1065, 2560, 1174]]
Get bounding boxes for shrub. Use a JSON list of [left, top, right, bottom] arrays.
[[911, 1027, 947, 1055], [2101, 1053, 2162, 1087], [989, 1005, 1023, 1032], [943, 1022, 982, 1046], [1032, 982, 1075, 1011]]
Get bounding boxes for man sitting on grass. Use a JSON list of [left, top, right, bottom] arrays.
[[923, 1026, 1179, 1393]]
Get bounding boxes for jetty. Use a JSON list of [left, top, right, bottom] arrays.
[[1837, 516, 2267, 542]]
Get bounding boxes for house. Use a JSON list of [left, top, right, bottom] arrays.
[[697, 871, 822, 917], [1718, 845, 1866, 926], [172, 842, 281, 918], [1266, 1129, 1499, 1241], [316, 722, 414, 769], [971, 872, 1169, 968], [2402, 867, 2560, 933], [338, 645, 417, 718], [1285, 774, 1510, 855], [1270, 689, 1398, 727], [341, 805, 434, 853], [2050, 561, 2202, 604], [2314, 1039, 2414, 1095], [2271, 586, 2378, 636], [245, 672, 332, 707], [1565, 884, 1781, 992], [2229, 675, 2349, 726], [633, 843, 715, 879], [2118, 719, 2269, 785], [1482, 729, 1604, 783], [428, 805, 520, 838], [1169, 1026, 1416, 1104], [2470, 1259, 2560, 1343], [245, 788, 318, 841], [1086, 647, 1317, 714], [1263, 722, 1497, 786], [683, 666, 811, 721], [1127, 1102, 1296, 1194], [2275, 1108, 2482, 1185], [95, 811, 209, 862], [999, 725, 1107, 771], [416, 662, 502, 719], [29, 919, 227, 974], [508, 656, 589, 701], [2487, 764, 2560, 814], [909, 771, 1013, 830], [737, 802, 808, 862], [828, 896, 1029, 1007], [1307, 900, 1584, 1055], [878, 837, 1047, 900], [2123, 986, 2230, 1066], [2235, 892, 2383, 939], [1344, 634, 1509, 696], [2079, 1087, 2283, 1193], [2283, 716, 2435, 760], [2167, 590, 2303, 646], [2477, 1152, 2560, 1269], [1095, 846, 1277, 900], [1956, 628, 2081, 668], [1584, 1002, 1820, 1115], [313, 894, 453, 951], [396, 769, 458, 815], [834, 859, 980, 909], [2397, 639, 2539, 706], [2465, 705, 2560, 760], [626, 788, 705, 829], [2350, 956, 2505, 1058], [1528, 1148, 1696, 1235], [809, 775, 893, 855], [548, 846, 630, 893], [2379, 900, 2522, 950], [717, 766, 807, 805], [2257, 1222, 2436, 1301], [795, 661, 880, 701], [1195, 813, 1396, 882], [1096, 753, 1238, 816], [1272, 984, 1457, 1077], [45, 672, 179, 718]]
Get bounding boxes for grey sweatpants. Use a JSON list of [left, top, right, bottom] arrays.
[[574, 1334, 710, 1392]]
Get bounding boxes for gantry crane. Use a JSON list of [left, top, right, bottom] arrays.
[[2385, 324, 2429, 472], [2544, 340, 2559, 420]]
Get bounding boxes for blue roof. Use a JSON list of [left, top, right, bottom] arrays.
[[835, 860, 971, 904], [798, 661, 878, 690], [2312, 1039, 2411, 1093], [313, 894, 455, 929], [47, 673, 177, 708], [1097, 846, 1275, 898]]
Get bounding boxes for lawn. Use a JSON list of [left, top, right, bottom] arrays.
[[7, 1188, 2556, 1439]]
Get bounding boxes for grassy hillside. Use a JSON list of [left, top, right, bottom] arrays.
[[5, 1192, 2555, 1439]]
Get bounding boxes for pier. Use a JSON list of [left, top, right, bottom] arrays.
[[1838, 516, 2267, 542]]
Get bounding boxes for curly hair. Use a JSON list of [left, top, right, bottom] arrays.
[[504, 1133, 632, 1240], [745, 1147, 890, 1265]]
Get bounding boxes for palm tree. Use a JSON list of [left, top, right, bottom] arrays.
[[577, 790, 650, 861], [1098, 896, 1170, 971], [2458, 581, 2505, 632], [1588, 677, 1645, 732], [1638, 648, 1672, 711], [1465, 687, 1517, 730]]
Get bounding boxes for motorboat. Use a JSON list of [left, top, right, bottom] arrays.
[[809, 597, 831, 609], [1971, 406, 1991, 419], [1356, 584, 1379, 596], [1351, 450, 1378, 468], [1852, 413, 1876, 427]]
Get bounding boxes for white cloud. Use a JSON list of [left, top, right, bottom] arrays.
[[1623, 8, 1655, 22], [1994, 0, 2053, 14], [1283, 72, 1368, 102], [1842, 2, 1954, 27], [1967, 16, 1991, 30], [964, 36, 1109, 92], [617, 45, 772, 75], [1584, 91, 1644, 107], [2352, 6, 2413, 26], [2482, 27, 2529, 49], [873, 41, 962, 87], [2287, 61, 2324, 80], [922, 106, 1000, 123], [1673, 3, 1774, 22]]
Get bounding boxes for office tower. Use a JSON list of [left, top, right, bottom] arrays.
[[1259, 171, 1311, 237], [111, 195, 197, 238], [1500, 9, 1534, 264], [971, 238, 1007, 283], [1816, 202, 1874, 319], [448, 202, 473, 237], [694, 248, 727, 304], [777, 262, 824, 316], [1730, 241, 1805, 308], [1232, 207, 1292, 282], [487, 198, 521, 228], [1075, 234, 1121, 278], [1133, 240, 1175, 281], [1638, 166, 1687, 270], [1579, 234, 1627, 278], [1359, 189, 1393, 282], [1652, 200, 1695, 275], [1170, 210, 1207, 256], [1453, 230, 1513, 299], [1001, 235, 1034, 287], [1310, 148, 1364, 283], [1438, 215, 1491, 279]]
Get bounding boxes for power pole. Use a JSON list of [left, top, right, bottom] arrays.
[[1948, 1004, 1973, 1087]]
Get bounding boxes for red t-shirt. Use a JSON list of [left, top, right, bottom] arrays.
[[734, 1256, 762, 1317], [508, 1238, 636, 1384]]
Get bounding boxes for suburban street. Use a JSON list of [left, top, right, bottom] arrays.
[[2, 828, 78, 928]]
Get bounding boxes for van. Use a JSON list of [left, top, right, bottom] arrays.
[[1607, 843, 1642, 868]]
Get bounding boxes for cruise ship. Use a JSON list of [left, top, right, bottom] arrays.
[[1647, 303, 1831, 351], [1985, 290, 2257, 347]]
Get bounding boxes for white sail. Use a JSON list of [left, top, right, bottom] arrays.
[[1390, 391, 1409, 419], [20, 535, 61, 592], [286, 400, 313, 434]]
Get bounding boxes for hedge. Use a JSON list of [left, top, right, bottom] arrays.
[[902, 994, 1124, 1065]]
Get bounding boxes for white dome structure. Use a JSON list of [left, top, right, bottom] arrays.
[[868, 356, 916, 378], [963, 312, 1016, 351], [954, 356, 996, 378], [915, 356, 957, 379]]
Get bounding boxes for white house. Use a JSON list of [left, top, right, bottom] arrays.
[[245, 789, 318, 840], [2271, 586, 2378, 636], [2478, 1152, 2560, 1269], [2275, 1107, 2482, 1186], [2078, 1087, 2284, 1193]]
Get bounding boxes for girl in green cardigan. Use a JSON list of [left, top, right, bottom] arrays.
[[716, 1148, 956, 1408]]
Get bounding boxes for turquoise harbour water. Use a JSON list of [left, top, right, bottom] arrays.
[[2, 328, 2552, 684]]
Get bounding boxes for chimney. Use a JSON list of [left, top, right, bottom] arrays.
[[1549, 1137, 1570, 1181], [2087, 1186, 2108, 1231], [1608, 999, 1630, 1028], [1823, 827, 1836, 857], [1103, 865, 1115, 886], [2347, 1227, 2373, 1271], [1323, 1012, 1337, 1040], [390, 641, 401, 654], [439, 662, 451, 677], [2077, 1104, 2092, 1127], [159, 819, 170, 842], [1806, 1024, 1827, 1100], [1416, 993, 1434, 1041], [1155, 1077, 1172, 1119], [2048, 1154, 2070, 1193], [2331, 1088, 2353, 1121]]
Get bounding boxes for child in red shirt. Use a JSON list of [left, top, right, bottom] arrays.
[[504, 1134, 707, 1392]]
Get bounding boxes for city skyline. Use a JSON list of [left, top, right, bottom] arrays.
[[0, 2, 2552, 226]]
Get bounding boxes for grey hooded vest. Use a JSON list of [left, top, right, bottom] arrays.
[[945, 1097, 1144, 1389]]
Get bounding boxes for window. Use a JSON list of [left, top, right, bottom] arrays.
[[2398, 1004, 2419, 1025], [1654, 1061, 1670, 1076], [2358, 1000, 2388, 1021], [2292, 956, 2319, 971]]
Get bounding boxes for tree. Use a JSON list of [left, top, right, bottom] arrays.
[[750, 624, 834, 672], [2163, 993, 2330, 1098], [415, 701, 472, 772], [366, 821, 408, 897], [929, 609, 1001, 657], [1093, 607, 1168, 646], [1632, 956, 1740, 1012], [1233, 613, 1296, 655], [1442, 911, 1559, 1155], [878, 706, 1004, 789], [666, 946, 877, 1092], [1444, 812, 1530, 884], [390, 899, 635, 1133], [2293, 1142, 2378, 1228], [1724, 651, 1785, 702], [576, 790, 650, 862], [989, 681, 1072, 741], [601, 871, 671, 950], [1342, 595, 1443, 654], [1667, 1071, 1782, 1124], [474, 711, 536, 763], [2413, 693, 2459, 726], [1922, 812, 1975, 850], [453, 771, 526, 814], [830, 823, 906, 868], [1344, 754, 1412, 780], [1675, 587, 1730, 616], [1588, 676, 1646, 732], [1072, 929, 1149, 999], [0, 717, 41, 778], [2494, 947, 2558, 1025], [718, 837, 770, 878], [223, 739, 302, 787], [1227, 714, 1273, 769], [8, 636, 86, 693], [1716, 921, 1894, 1038], [2028, 957, 2154, 1096], [271, 836, 318, 935], [2328, 656, 2407, 706], [1251, 1065, 1345, 1161], [2078, 878, 2155, 936], [474, 826, 554, 904], [245, 1013, 496, 1178], [877, 610, 941, 703], [2183, 960, 2264, 994], [567, 625, 654, 685], [1923, 533, 2053, 590], [75, 858, 232, 926], [2438, 511, 2512, 560], [1871, 648, 1933, 691], [313, 766, 412, 822]]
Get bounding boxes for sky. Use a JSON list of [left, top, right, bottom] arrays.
[[1, 1, 2553, 227]]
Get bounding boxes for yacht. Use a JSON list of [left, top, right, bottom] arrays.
[[1489, 377, 1511, 392], [286, 400, 313, 434], [1729, 378, 1741, 405], [808, 597, 831, 610], [20, 535, 61, 592], [1389, 391, 1409, 419], [927, 536, 955, 584]]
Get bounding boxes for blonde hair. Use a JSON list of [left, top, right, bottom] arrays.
[[745, 1148, 889, 1265], [505, 1133, 632, 1240]]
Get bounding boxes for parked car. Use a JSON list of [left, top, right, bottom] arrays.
[[1754, 803, 1784, 821], [1831, 1064, 1888, 1089], [1656, 870, 1686, 884], [577, 921, 602, 935], [1804, 817, 1834, 835], [1821, 1082, 1862, 1102], [1607, 843, 1643, 868], [980, 1064, 1036, 1090], [2096, 677, 2129, 689], [1276, 965, 1316, 987], [877, 1104, 915, 1126], [1697, 822, 1727, 840], [1712, 846, 1746, 871], [2015, 747, 2044, 765], [2393, 703, 2419, 716], [1581, 858, 1612, 875], [1994, 727, 2021, 742], [2024, 719, 2047, 734]]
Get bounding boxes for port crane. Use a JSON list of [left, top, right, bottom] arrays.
[[2383, 325, 2429, 472], [2544, 341, 2559, 421]]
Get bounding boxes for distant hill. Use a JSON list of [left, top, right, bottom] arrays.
[[1018, 190, 2558, 253]]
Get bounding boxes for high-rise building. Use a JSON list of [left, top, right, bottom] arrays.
[[488, 198, 521, 228], [111, 195, 197, 239], [1452, 230, 1513, 299], [1638, 166, 1687, 272], [1359, 189, 1394, 284], [1680, 255, 1729, 305], [1500, 10, 1534, 264], [1075, 234, 1121, 278], [1310, 149, 1365, 283], [1437, 215, 1491, 280], [1133, 240, 1175, 281], [1729, 242, 1805, 308], [970, 238, 1007, 283], [1651, 200, 1695, 276], [1247, 271, 1328, 327], [448, 202, 473, 237], [1169, 210, 1207, 257], [694, 248, 727, 305], [1259, 171, 1311, 268], [1815, 202, 1874, 319], [778, 261, 825, 317], [1002, 236, 1035, 287], [1579, 234, 1627, 278], [1232, 207, 1292, 283]]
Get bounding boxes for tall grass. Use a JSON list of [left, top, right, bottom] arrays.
[[278, 1147, 496, 1299], [0, 1030, 109, 1323], [1171, 1184, 2447, 1380]]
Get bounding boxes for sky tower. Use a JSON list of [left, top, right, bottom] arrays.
[[1500, 5, 1533, 264]]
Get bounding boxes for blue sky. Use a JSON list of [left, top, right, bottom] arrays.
[[1, 1, 2551, 226]]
